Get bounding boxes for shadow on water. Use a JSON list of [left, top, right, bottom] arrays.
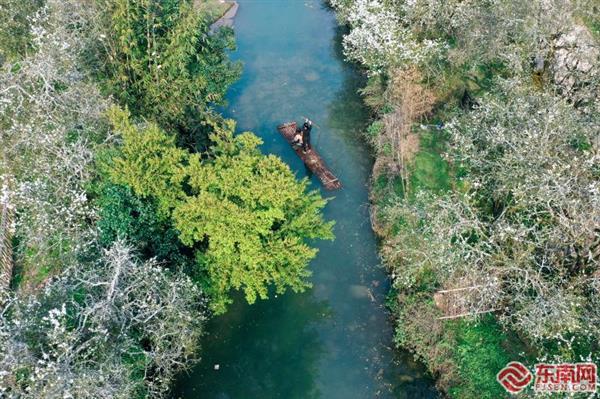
[[173, 1, 438, 398], [174, 291, 330, 399], [327, 26, 369, 144]]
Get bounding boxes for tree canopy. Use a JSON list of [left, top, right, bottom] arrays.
[[106, 107, 334, 313], [1, 0, 335, 396], [96, 0, 241, 136], [0, 242, 203, 399], [332, 0, 599, 396]]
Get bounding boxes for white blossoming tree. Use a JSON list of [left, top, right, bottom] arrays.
[[0, 0, 110, 284], [0, 242, 204, 398], [447, 79, 599, 340], [383, 79, 599, 342], [330, 0, 442, 73]]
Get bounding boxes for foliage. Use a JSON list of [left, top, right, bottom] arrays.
[[445, 79, 600, 342], [392, 294, 460, 391], [333, 0, 599, 396], [0, 0, 333, 397], [105, 106, 188, 214], [0, 242, 204, 398], [95, 183, 190, 268], [333, 0, 598, 78], [0, 0, 109, 285], [381, 82, 600, 383], [107, 107, 334, 313], [330, 0, 443, 74], [95, 0, 241, 136], [0, 0, 44, 61]]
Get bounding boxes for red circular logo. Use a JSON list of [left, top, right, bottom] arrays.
[[497, 361, 533, 393]]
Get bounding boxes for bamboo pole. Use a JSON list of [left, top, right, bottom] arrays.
[[0, 200, 14, 291], [437, 308, 497, 320]]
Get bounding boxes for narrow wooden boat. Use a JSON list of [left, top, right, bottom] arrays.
[[277, 122, 342, 190]]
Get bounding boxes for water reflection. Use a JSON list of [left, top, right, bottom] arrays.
[[327, 26, 369, 142]]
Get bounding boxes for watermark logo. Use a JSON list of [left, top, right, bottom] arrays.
[[497, 362, 597, 394], [534, 363, 596, 393], [497, 361, 533, 394]]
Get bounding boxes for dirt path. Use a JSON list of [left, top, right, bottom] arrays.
[[209, 1, 239, 32]]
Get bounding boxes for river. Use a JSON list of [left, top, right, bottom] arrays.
[[173, 1, 438, 398]]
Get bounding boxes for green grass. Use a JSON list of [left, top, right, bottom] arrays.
[[11, 237, 72, 289], [580, 14, 600, 39], [448, 316, 530, 399], [372, 126, 451, 205], [410, 151, 449, 193], [408, 128, 451, 196]]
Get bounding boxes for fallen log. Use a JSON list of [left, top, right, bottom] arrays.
[[277, 122, 342, 190]]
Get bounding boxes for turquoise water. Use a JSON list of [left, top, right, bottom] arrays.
[[174, 1, 438, 398]]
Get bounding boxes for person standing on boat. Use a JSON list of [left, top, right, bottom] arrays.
[[302, 118, 313, 153]]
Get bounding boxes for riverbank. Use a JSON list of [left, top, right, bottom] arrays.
[[1, 1, 335, 397], [331, 1, 599, 398], [364, 55, 522, 399]]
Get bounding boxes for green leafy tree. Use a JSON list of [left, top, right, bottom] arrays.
[[106, 107, 334, 313], [106, 105, 187, 215], [96, 0, 241, 136], [96, 183, 191, 268]]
